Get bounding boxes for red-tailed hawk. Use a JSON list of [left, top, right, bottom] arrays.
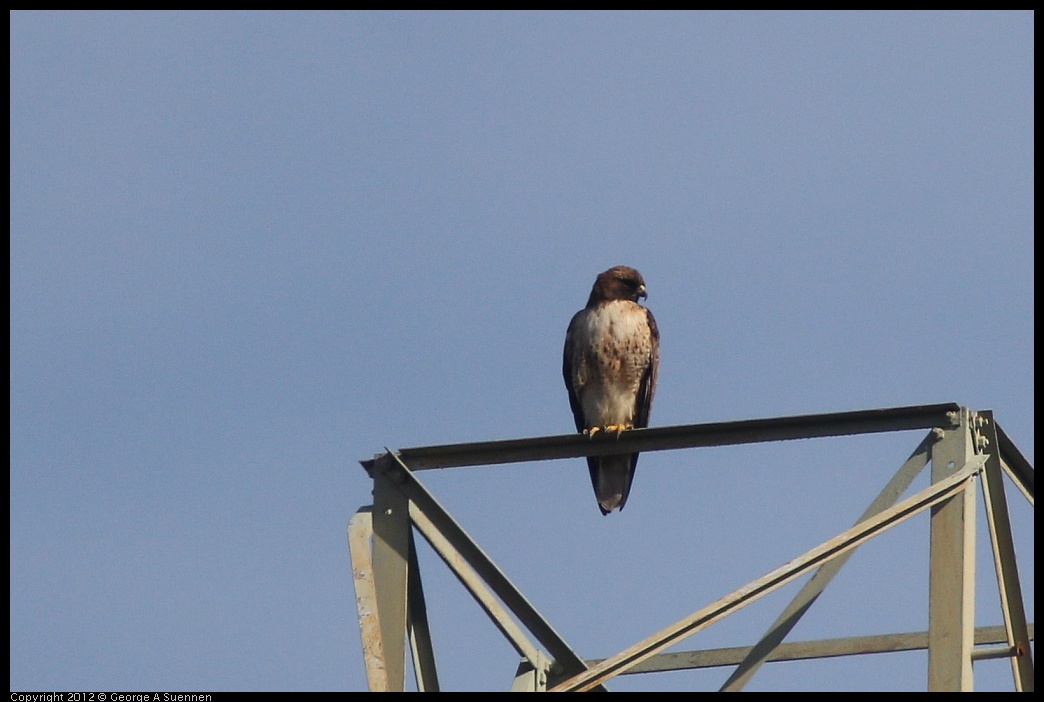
[[563, 266, 659, 514]]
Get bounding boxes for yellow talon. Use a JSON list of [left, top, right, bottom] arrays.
[[586, 424, 633, 439]]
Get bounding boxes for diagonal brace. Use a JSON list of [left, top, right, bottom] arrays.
[[978, 411, 1034, 691], [550, 455, 987, 692], [375, 451, 603, 689], [720, 431, 935, 690]]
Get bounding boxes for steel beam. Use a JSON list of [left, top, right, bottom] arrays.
[[720, 431, 935, 690], [371, 467, 411, 691], [977, 411, 1034, 691], [996, 422, 1035, 505], [590, 623, 1034, 674], [406, 530, 439, 692], [511, 651, 551, 692], [360, 403, 961, 473], [928, 408, 977, 691], [352, 404, 1033, 690], [347, 508, 389, 691], [550, 456, 986, 692], [408, 499, 543, 664], [374, 452, 604, 690]]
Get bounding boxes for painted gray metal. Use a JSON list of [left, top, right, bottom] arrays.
[[927, 408, 977, 691], [719, 431, 935, 691], [977, 411, 1034, 691], [370, 468, 411, 691], [408, 498, 544, 663], [593, 624, 1034, 674], [510, 651, 551, 692], [549, 456, 986, 692], [372, 450, 605, 690], [997, 422, 1035, 504], [349, 404, 1033, 691], [347, 508, 389, 691], [360, 402, 962, 473], [405, 530, 439, 692]]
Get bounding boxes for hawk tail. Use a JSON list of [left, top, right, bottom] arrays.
[[589, 454, 638, 515]]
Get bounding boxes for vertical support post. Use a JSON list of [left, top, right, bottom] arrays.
[[371, 456, 411, 691], [347, 508, 389, 691], [928, 408, 976, 691], [976, 411, 1034, 691], [406, 529, 440, 692]]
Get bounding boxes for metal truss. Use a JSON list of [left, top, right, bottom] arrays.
[[348, 403, 1034, 691]]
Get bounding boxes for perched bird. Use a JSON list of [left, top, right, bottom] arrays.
[[563, 266, 659, 514]]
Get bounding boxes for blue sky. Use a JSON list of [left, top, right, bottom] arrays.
[[10, 11, 1033, 691]]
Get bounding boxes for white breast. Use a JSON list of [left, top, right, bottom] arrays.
[[570, 300, 653, 428]]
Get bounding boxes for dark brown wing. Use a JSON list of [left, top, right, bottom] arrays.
[[564, 310, 606, 508], [563, 310, 587, 434], [632, 306, 660, 430]]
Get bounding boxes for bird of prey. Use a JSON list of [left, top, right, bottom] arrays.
[[563, 265, 659, 514]]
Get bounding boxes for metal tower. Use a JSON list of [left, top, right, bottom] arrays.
[[349, 403, 1033, 691]]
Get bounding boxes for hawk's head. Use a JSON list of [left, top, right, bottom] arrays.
[[587, 265, 648, 307]]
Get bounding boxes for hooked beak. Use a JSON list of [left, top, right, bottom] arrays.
[[637, 284, 647, 301]]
